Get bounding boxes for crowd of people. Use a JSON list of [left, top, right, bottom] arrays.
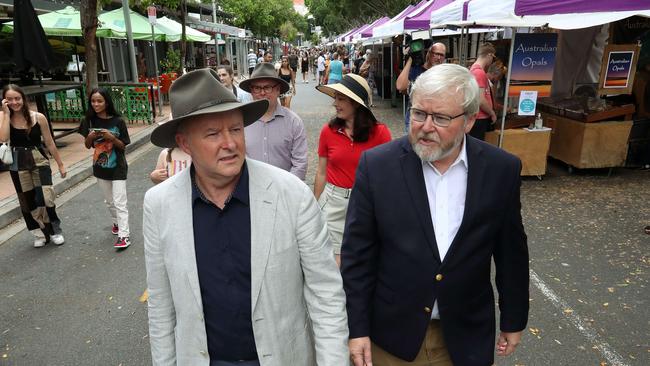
[[0, 40, 531, 366]]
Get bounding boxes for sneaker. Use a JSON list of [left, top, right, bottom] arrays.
[[33, 237, 47, 248], [114, 236, 131, 249], [51, 234, 65, 245], [111, 224, 119, 235]]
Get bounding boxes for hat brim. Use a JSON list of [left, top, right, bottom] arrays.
[[150, 99, 269, 148], [240, 77, 290, 95], [316, 84, 376, 121]]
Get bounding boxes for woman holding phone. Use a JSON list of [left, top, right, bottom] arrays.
[[79, 88, 131, 250], [1, 84, 67, 247]]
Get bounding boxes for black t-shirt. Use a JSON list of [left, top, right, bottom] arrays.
[[79, 116, 130, 180], [288, 54, 299, 69]]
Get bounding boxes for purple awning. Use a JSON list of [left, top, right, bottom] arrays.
[[404, 0, 455, 30], [514, 0, 650, 16], [361, 17, 390, 38], [346, 24, 369, 42]]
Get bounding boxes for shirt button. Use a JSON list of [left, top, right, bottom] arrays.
[[200, 350, 207, 356], [435, 274, 443, 281], [424, 306, 431, 313]]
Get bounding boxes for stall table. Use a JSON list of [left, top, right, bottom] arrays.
[[486, 128, 552, 177], [542, 113, 633, 169]]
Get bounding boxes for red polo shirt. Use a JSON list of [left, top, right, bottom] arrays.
[[318, 123, 392, 188]]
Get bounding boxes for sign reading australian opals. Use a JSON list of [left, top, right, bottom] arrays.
[[598, 44, 640, 96], [604, 51, 634, 88], [508, 33, 558, 97]]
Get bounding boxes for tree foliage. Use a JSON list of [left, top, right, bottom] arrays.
[[220, 0, 305, 40], [306, 0, 412, 36]]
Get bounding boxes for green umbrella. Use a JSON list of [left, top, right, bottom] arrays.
[[0, 6, 113, 37], [155, 16, 211, 42], [98, 7, 166, 41]]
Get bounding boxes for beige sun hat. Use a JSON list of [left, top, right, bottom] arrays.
[[316, 74, 376, 120], [239, 62, 290, 94], [150, 68, 269, 148]]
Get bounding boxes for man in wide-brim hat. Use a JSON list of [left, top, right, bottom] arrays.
[[239, 62, 308, 180], [144, 68, 349, 366]]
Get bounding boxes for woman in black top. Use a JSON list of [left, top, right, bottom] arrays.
[[0, 84, 67, 247], [300, 51, 310, 84], [278, 56, 296, 109], [79, 88, 131, 250]]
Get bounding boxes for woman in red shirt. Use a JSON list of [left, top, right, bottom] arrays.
[[315, 74, 392, 266]]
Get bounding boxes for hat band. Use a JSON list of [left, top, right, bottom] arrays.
[[341, 76, 369, 106]]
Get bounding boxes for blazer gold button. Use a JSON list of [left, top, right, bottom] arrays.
[[424, 307, 431, 313], [435, 274, 443, 281]]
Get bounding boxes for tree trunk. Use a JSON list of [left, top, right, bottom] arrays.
[[80, 0, 99, 91], [180, 0, 187, 74]]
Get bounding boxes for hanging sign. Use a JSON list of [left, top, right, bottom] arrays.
[[147, 6, 157, 25], [598, 44, 640, 96], [518, 90, 538, 116], [508, 33, 558, 98]]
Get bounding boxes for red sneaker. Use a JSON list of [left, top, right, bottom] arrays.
[[114, 236, 131, 249], [111, 224, 119, 235]]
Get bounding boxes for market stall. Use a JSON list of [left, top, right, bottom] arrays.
[[432, 0, 650, 175]]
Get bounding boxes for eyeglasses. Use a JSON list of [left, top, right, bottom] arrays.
[[250, 84, 278, 94], [410, 108, 465, 127]]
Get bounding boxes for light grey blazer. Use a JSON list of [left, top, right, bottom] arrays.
[[143, 159, 349, 366]]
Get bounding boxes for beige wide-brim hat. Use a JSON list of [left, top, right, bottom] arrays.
[[151, 68, 269, 148], [316, 74, 376, 120], [239, 62, 290, 94]]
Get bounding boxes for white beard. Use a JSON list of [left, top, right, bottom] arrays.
[[410, 130, 464, 163]]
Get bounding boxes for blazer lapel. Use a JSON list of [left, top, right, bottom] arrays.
[[443, 137, 487, 264], [247, 161, 278, 311], [399, 138, 441, 263], [172, 168, 203, 310]]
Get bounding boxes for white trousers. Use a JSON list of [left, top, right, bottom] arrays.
[[96, 179, 129, 237], [317, 183, 351, 255]]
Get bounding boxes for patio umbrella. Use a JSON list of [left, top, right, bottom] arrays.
[[1, 6, 116, 38], [156, 16, 211, 42], [12, 0, 54, 72], [98, 7, 167, 41]]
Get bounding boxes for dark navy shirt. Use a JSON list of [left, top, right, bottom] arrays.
[[191, 164, 257, 361]]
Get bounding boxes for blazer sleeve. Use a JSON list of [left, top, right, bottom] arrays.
[[143, 189, 177, 366], [295, 182, 349, 365], [290, 116, 308, 180], [340, 152, 379, 339], [493, 159, 529, 332]]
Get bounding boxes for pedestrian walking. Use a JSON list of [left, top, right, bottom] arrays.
[[288, 49, 299, 74], [342, 64, 529, 366], [239, 62, 308, 180], [247, 49, 257, 77], [469, 43, 498, 140], [278, 56, 296, 109], [144, 68, 349, 365], [314, 74, 391, 266], [79, 88, 131, 249], [310, 50, 318, 81], [300, 51, 310, 83], [0, 84, 66, 247], [149, 146, 191, 184], [358, 52, 377, 107], [217, 64, 252, 103], [317, 52, 326, 85], [326, 52, 344, 85]]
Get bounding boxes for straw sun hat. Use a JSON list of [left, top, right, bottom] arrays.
[[150, 68, 269, 148], [316, 74, 376, 120]]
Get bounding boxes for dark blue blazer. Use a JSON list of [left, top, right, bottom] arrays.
[[341, 135, 529, 365]]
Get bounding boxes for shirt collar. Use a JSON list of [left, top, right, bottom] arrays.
[[191, 162, 250, 207], [425, 135, 468, 174]]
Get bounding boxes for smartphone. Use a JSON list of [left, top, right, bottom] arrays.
[[90, 128, 104, 133]]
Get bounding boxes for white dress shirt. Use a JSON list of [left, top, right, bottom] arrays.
[[421, 136, 468, 319]]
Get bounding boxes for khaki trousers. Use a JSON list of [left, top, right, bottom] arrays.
[[372, 321, 452, 366]]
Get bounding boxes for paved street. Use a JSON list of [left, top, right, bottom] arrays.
[[1, 79, 649, 365]]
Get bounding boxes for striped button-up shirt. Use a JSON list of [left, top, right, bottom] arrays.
[[245, 104, 308, 180]]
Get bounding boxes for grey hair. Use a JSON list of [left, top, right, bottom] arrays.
[[409, 63, 480, 116]]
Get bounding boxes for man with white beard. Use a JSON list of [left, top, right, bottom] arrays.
[[341, 63, 529, 366]]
